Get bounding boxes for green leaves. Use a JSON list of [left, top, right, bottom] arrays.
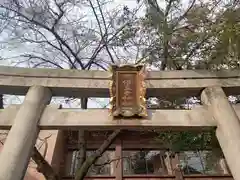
[[208, 7, 240, 69], [138, 0, 240, 70], [155, 130, 220, 153]]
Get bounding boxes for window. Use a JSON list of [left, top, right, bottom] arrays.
[[179, 151, 227, 175], [87, 150, 115, 176], [65, 150, 115, 176], [123, 150, 168, 175]]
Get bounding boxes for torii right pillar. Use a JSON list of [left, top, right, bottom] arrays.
[[201, 86, 240, 180]]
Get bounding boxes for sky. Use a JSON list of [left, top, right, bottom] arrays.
[[0, 0, 225, 108], [0, 1, 121, 107], [0, 0, 195, 108], [0, 0, 157, 108]]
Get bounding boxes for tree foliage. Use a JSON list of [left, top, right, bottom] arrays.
[[115, 0, 240, 70]]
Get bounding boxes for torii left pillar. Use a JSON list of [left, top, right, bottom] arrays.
[[0, 86, 52, 180]]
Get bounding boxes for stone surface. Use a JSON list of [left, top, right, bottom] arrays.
[[0, 130, 64, 180], [1, 66, 240, 97], [0, 86, 52, 180], [0, 105, 216, 130], [201, 87, 240, 180]]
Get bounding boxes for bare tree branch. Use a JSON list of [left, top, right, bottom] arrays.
[[74, 130, 121, 180], [88, 0, 115, 64], [22, 54, 64, 69], [84, 22, 130, 69], [0, 2, 85, 69], [165, 0, 174, 17], [32, 147, 60, 180], [77, 98, 88, 169], [51, 0, 64, 30], [171, 0, 196, 30]]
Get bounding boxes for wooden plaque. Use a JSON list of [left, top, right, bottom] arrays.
[[109, 64, 147, 118]]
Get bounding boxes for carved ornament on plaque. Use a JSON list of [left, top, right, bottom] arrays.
[[109, 64, 147, 118]]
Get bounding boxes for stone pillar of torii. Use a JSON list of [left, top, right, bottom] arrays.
[[201, 86, 240, 180], [0, 86, 52, 180]]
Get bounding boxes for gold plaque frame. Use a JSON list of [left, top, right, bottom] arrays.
[[109, 64, 147, 118]]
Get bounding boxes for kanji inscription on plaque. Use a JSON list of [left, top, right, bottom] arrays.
[[109, 65, 147, 118]]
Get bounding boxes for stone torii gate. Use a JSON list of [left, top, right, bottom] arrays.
[[0, 66, 240, 180]]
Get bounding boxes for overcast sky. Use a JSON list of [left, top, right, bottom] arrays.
[[0, 0, 178, 108]]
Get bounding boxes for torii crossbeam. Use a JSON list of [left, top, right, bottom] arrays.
[[0, 66, 240, 180]]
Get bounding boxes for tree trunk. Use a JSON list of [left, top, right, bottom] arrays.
[[161, 2, 170, 71], [74, 130, 121, 180], [32, 147, 60, 180], [77, 131, 86, 169], [0, 95, 3, 109], [77, 98, 88, 169]]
